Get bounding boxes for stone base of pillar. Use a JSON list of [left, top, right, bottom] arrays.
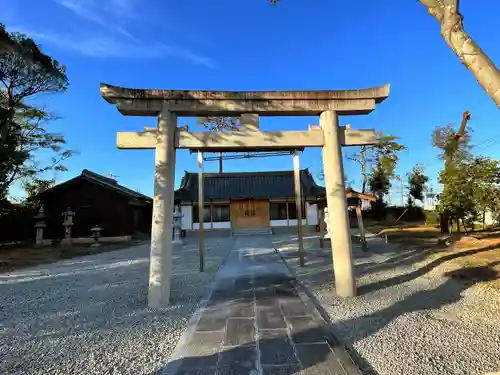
[[61, 238, 72, 246]]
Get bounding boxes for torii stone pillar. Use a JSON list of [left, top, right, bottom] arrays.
[[149, 108, 176, 308], [320, 111, 355, 297]]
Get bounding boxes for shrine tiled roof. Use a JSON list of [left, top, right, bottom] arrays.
[[29, 169, 152, 203], [174, 169, 325, 201]]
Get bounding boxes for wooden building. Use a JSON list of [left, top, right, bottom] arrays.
[[174, 169, 327, 234], [32, 170, 153, 239]]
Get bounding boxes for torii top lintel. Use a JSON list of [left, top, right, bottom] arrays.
[[100, 83, 390, 116]]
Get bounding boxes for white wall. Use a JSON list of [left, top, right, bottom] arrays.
[[288, 219, 307, 226], [307, 203, 318, 225], [474, 211, 496, 227], [192, 222, 231, 230], [487, 212, 496, 226], [212, 222, 231, 229], [271, 219, 307, 227], [183, 202, 315, 230], [181, 205, 192, 230], [270, 219, 288, 227]]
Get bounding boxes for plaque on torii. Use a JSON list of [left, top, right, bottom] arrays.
[[100, 83, 390, 308]]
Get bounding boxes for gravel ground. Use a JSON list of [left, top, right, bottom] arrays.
[[272, 234, 500, 375], [0, 237, 234, 375]]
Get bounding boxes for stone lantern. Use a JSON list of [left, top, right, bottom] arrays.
[[34, 205, 47, 247], [323, 207, 331, 240], [172, 206, 183, 245], [90, 225, 103, 247], [61, 207, 75, 245]]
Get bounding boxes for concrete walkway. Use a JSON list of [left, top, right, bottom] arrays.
[[162, 237, 361, 375]]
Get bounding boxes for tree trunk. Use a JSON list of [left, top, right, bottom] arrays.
[[421, 0, 500, 107], [218, 152, 223, 173], [482, 211, 486, 231], [461, 218, 469, 236], [0, 99, 15, 149], [440, 213, 452, 235]]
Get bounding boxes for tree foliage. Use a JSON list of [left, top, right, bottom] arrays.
[[0, 25, 71, 199], [0, 104, 73, 199], [0, 24, 68, 147], [469, 157, 500, 220], [197, 116, 239, 173], [349, 133, 406, 193], [368, 164, 391, 201], [407, 165, 429, 205], [359, 133, 406, 201], [197, 116, 239, 132], [23, 177, 55, 206], [433, 123, 500, 229], [433, 124, 473, 221], [23, 178, 55, 198]]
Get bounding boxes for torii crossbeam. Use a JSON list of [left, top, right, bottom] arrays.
[[100, 83, 390, 308]]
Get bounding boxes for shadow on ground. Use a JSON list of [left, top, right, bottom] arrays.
[[344, 264, 498, 342], [358, 243, 500, 294], [272, 235, 500, 375]]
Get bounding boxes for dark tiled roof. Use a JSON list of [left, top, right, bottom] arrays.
[[30, 169, 152, 202], [175, 169, 326, 201], [80, 170, 152, 201]]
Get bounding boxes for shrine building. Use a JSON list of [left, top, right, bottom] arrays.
[[174, 169, 374, 235]]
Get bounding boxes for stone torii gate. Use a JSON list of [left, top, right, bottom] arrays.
[[100, 83, 390, 308]]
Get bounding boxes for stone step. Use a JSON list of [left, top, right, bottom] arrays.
[[232, 227, 272, 236]]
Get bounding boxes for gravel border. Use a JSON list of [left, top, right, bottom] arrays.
[[273, 234, 500, 375], [0, 237, 234, 375]]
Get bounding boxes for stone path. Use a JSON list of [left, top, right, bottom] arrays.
[[162, 237, 361, 375]]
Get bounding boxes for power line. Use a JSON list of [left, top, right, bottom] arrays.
[[202, 151, 294, 162]]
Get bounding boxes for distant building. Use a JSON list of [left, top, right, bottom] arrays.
[[31, 170, 152, 238], [174, 169, 374, 234]]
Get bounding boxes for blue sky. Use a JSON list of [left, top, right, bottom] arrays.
[[3, 0, 500, 205]]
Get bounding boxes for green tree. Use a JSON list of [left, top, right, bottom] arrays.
[[366, 136, 406, 219], [348, 133, 406, 193], [368, 163, 391, 220], [268, 1, 500, 107], [0, 26, 70, 199], [0, 104, 73, 199], [0, 24, 68, 148], [437, 159, 476, 231], [368, 135, 406, 199], [23, 177, 55, 205], [432, 123, 486, 232], [468, 157, 500, 229], [368, 164, 391, 201], [197, 116, 239, 173], [407, 165, 429, 206]]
